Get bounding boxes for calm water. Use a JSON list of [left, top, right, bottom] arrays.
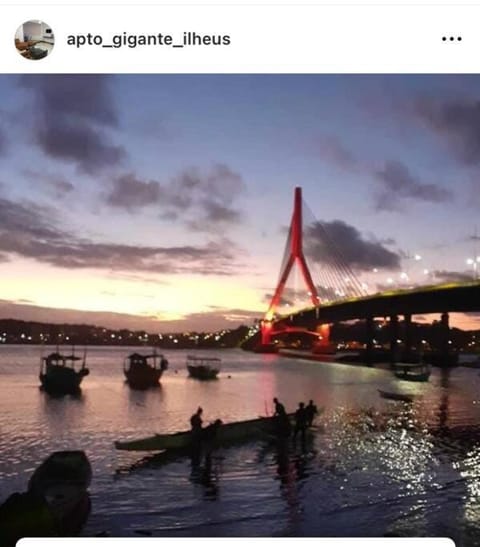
[[2, 345, 480, 542]]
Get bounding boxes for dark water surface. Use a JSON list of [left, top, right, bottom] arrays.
[[1, 345, 480, 543]]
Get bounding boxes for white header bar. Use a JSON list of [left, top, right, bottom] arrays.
[[2, 4, 479, 73], [17, 538, 456, 546], [2, 0, 480, 5]]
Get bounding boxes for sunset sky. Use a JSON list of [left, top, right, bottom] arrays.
[[0, 74, 479, 332]]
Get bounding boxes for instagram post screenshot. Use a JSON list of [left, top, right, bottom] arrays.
[[0, 1, 479, 545]]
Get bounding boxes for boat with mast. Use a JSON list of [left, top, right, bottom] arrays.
[[39, 347, 89, 395], [123, 350, 168, 389]]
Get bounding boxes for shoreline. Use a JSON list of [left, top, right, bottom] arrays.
[[277, 348, 480, 370]]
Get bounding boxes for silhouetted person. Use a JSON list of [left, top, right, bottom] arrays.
[[202, 419, 223, 465], [293, 402, 307, 447], [274, 406, 292, 439], [190, 406, 203, 431], [190, 407, 203, 466], [273, 397, 286, 416], [305, 400, 318, 427]]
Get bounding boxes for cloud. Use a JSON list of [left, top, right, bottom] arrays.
[[168, 307, 262, 331], [19, 75, 125, 173], [263, 288, 297, 307], [106, 164, 245, 231], [0, 299, 261, 332], [0, 197, 63, 242], [0, 127, 6, 156], [304, 219, 401, 271], [315, 285, 343, 300], [168, 164, 245, 230], [417, 98, 480, 165], [22, 168, 74, 197], [263, 283, 348, 307], [0, 196, 243, 276], [106, 272, 170, 285], [316, 135, 359, 170], [433, 270, 475, 283], [106, 173, 161, 210], [313, 135, 452, 212], [374, 160, 453, 211]]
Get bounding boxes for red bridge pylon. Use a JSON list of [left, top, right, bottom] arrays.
[[261, 187, 320, 347]]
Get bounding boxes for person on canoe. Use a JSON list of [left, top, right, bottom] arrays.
[[305, 400, 318, 427], [190, 407, 203, 431], [273, 397, 286, 416], [293, 402, 308, 446], [202, 419, 223, 465]]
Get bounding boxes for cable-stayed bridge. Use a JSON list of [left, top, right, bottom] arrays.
[[256, 187, 480, 365]]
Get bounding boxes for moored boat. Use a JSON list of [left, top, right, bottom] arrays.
[[392, 361, 431, 382], [114, 410, 322, 452], [186, 355, 221, 380], [0, 451, 92, 545], [378, 389, 415, 403], [124, 351, 168, 389], [39, 349, 89, 395]]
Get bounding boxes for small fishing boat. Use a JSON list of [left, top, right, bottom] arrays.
[[186, 355, 221, 380], [378, 389, 415, 403], [124, 351, 168, 389], [114, 410, 322, 452], [0, 451, 91, 545], [39, 349, 89, 395], [392, 361, 431, 382]]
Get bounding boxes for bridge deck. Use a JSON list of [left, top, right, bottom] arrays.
[[283, 282, 480, 324]]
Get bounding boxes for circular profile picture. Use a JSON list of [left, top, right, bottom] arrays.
[[14, 20, 54, 60]]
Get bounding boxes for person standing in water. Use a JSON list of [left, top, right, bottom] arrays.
[[305, 400, 318, 427], [190, 407, 203, 466], [293, 402, 308, 447]]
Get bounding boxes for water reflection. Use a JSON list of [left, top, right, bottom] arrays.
[[126, 383, 163, 406], [114, 449, 188, 478], [41, 388, 86, 434], [438, 368, 452, 433], [189, 455, 220, 501], [4, 347, 480, 541], [40, 387, 85, 402]]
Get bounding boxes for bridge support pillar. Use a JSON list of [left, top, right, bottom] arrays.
[[389, 315, 399, 366], [365, 316, 374, 366], [254, 320, 278, 353], [313, 323, 335, 354], [404, 313, 413, 360], [261, 319, 272, 346]]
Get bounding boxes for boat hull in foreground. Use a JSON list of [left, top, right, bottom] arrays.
[[0, 451, 92, 546]]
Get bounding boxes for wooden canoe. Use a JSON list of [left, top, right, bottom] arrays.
[[114, 411, 316, 452]]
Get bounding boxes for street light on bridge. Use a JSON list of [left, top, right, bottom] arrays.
[[466, 257, 480, 280]]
